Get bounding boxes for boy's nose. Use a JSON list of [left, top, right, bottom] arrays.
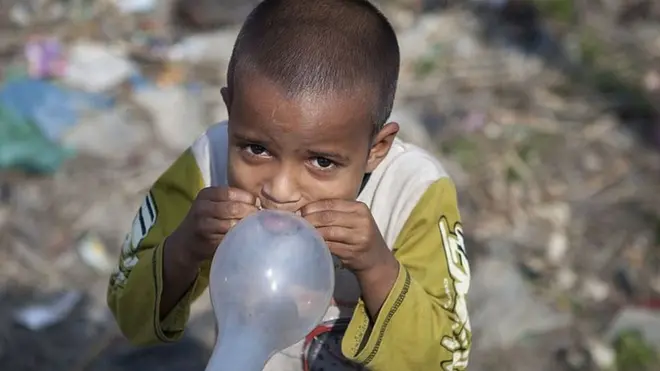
[[261, 173, 302, 212]]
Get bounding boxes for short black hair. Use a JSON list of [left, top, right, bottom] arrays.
[[227, 0, 400, 132]]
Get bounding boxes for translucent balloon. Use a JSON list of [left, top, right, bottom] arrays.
[[205, 210, 335, 371]]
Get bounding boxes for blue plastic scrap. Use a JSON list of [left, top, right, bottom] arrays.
[[0, 78, 114, 142], [0, 78, 113, 173]]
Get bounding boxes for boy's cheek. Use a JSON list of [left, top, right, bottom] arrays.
[[226, 157, 262, 193]]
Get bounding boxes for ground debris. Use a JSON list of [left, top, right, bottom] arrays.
[[0, 1, 660, 370]]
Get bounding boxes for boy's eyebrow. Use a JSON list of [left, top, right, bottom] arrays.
[[232, 131, 268, 143]]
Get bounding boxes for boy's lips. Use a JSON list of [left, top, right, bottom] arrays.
[[257, 199, 303, 216]]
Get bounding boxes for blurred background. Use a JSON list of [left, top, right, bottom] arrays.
[[0, 0, 659, 370]]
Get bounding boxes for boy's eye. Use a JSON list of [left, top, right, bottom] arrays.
[[311, 157, 335, 169], [245, 144, 269, 156]]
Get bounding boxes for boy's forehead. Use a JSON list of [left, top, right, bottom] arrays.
[[233, 75, 374, 141]]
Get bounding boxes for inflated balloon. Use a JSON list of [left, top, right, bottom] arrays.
[[205, 210, 335, 371]]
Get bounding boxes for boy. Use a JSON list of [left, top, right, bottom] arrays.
[[107, 0, 471, 370]]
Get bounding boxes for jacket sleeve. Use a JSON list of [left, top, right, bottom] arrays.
[[107, 148, 210, 345], [342, 177, 471, 370]]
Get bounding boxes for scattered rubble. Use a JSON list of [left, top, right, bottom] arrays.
[[0, 0, 659, 370]]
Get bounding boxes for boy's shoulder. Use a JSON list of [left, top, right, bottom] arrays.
[[362, 136, 449, 201], [358, 137, 453, 247]]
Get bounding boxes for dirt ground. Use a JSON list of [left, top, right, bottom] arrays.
[[1, 1, 660, 370]]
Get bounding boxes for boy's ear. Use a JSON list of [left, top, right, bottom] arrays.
[[221, 86, 231, 115], [366, 122, 399, 173]]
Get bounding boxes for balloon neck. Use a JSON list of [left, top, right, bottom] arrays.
[[205, 320, 273, 371]]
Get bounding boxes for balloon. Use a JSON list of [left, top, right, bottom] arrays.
[[205, 210, 335, 371]]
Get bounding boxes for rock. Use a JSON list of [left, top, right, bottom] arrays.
[[468, 253, 572, 350], [74, 192, 149, 242], [555, 267, 578, 290], [546, 230, 569, 265], [651, 276, 660, 294], [63, 42, 136, 93], [484, 122, 504, 139], [133, 86, 207, 151], [556, 345, 592, 371], [509, 217, 555, 252], [587, 338, 616, 371], [644, 70, 660, 92], [175, 0, 260, 30], [8, 3, 31, 26], [396, 14, 441, 61], [606, 308, 660, 349], [167, 29, 240, 64], [378, 5, 417, 30], [580, 277, 610, 303], [533, 202, 571, 229], [581, 151, 603, 172], [62, 107, 151, 162]]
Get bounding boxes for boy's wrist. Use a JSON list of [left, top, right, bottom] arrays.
[[159, 229, 202, 322], [355, 254, 400, 318], [164, 230, 201, 272], [356, 255, 399, 285]]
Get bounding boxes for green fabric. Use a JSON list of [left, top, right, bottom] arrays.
[[343, 178, 471, 370], [107, 149, 207, 345]]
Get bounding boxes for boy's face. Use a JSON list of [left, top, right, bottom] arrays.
[[222, 75, 398, 213]]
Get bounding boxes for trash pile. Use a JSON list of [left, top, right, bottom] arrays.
[[0, 1, 658, 371], [0, 0, 244, 174], [0, 1, 245, 370]]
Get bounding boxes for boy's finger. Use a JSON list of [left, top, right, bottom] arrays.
[[315, 226, 354, 244], [303, 209, 358, 228], [196, 199, 258, 220], [218, 201, 259, 219], [226, 187, 258, 204], [197, 217, 239, 236], [325, 241, 352, 260], [299, 199, 358, 216]]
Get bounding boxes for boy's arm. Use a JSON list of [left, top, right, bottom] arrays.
[[342, 177, 471, 370], [107, 148, 209, 345]]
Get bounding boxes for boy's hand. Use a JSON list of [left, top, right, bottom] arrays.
[[170, 187, 259, 265], [300, 199, 397, 277]]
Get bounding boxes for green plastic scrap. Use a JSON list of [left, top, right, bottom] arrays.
[[0, 104, 74, 174]]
